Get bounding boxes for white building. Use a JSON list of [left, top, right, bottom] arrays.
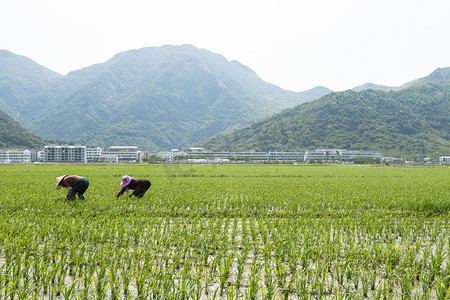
[[99, 154, 119, 163], [268, 151, 304, 161], [0, 149, 31, 163], [181, 148, 304, 162], [439, 156, 450, 163], [44, 145, 87, 163], [86, 146, 102, 162], [103, 146, 141, 163], [339, 150, 382, 162], [31, 150, 43, 162], [304, 150, 327, 161], [305, 149, 382, 162]]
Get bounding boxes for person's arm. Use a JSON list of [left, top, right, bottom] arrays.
[[59, 178, 72, 197], [116, 187, 127, 197], [66, 186, 72, 198]]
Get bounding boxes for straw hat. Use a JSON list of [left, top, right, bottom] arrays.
[[56, 175, 68, 189]]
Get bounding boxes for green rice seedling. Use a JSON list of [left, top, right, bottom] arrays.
[[287, 247, 300, 282], [434, 273, 450, 300], [274, 259, 290, 299], [134, 267, 150, 299], [263, 265, 277, 300], [398, 270, 415, 300], [209, 248, 224, 278], [335, 262, 345, 288], [80, 262, 95, 299], [247, 259, 263, 300], [294, 270, 309, 299], [119, 262, 133, 296], [333, 285, 349, 300], [360, 269, 370, 297], [93, 264, 108, 300], [161, 272, 175, 299], [234, 248, 248, 293], [226, 283, 237, 300], [428, 242, 446, 282], [218, 251, 233, 295], [299, 247, 312, 271], [188, 266, 202, 300], [61, 279, 79, 300]]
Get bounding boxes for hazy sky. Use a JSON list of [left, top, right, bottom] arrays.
[[1, 0, 449, 91]]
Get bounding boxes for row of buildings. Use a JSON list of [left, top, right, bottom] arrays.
[[165, 148, 385, 163], [0, 146, 141, 163], [1, 145, 449, 164]]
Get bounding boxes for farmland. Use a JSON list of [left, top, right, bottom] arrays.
[[0, 164, 449, 299]]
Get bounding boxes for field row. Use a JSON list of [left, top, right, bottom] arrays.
[[1, 211, 450, 298], [0, 164, 449, 299]]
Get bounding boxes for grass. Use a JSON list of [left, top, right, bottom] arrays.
[[0, 163, 449, 299]]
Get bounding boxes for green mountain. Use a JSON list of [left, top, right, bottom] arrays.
[[0, 108, 45, 149], [0, 45, 331, 151], [198, 80, 450, 158], [400, 67, 450, 89], [352, 83, 394, 92], [0, 49, 62, 117], [351, 67, 450, 93]]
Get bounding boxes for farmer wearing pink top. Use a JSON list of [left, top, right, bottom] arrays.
[[116, 175, 151, 198]]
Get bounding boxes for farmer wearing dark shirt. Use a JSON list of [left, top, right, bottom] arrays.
[[56, 175, 89, 200], [116, 175, 151, 198]]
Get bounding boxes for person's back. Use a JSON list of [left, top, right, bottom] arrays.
[[116, 176, 151, 198], [56, 175, 89, 200]]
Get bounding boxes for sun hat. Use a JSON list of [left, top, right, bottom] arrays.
[[56, 175, 68, 189], [120, 175, 134, 187]]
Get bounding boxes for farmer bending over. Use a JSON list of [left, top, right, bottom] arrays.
[[116, 175, 151, 198], [56, 175, 89, 200]]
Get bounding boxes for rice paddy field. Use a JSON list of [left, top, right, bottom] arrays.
[[0, 163, 449, 299]]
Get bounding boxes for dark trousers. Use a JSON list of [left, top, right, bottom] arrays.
[[68, 178, 89, 200]]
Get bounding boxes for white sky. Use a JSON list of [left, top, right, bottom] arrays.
[[1, 0, 449, 91]]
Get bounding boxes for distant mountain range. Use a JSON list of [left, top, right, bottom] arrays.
[[351, 67, 450, 92], [0, 45, 330, 151], [0, 45, 449, 157], [198, 79, 450, 157]]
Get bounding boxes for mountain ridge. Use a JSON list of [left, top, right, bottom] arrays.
[[0, 45, 331, 151], [1, 46, 449, 157], [197, 80, 450, 157]]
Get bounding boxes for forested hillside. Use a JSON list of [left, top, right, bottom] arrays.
[[1, 46, 449, 156], [0, 109, 45, 149], [0, 49, 62, 117], [0, 45, 330, 151], [198, 80, 450, 157]]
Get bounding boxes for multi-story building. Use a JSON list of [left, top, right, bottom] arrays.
[[305, 149, 382, 162], [99, 154, 119, 163], [181, 148, 304, 162], [439, 156, 450, 163], [339, 150, 382, 162], [31, 150, 43, 162], [268, 151, 304, 162], [184, 148, 268, 161], [103, 146, 141, 163], [0, 149, 32, 163], [44, 145, 87, 163], [86, 146, 102, 162], [304, 150, 327, 161]]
